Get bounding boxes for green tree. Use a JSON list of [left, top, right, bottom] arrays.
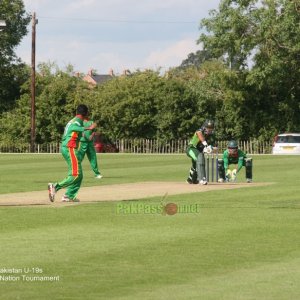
[[247, 0, 300, 135], [89, 69, 218, 141], [199, 0, 258, 70], [0, 63, 93, 145], [169, 61, 249, 140], [89, 70, 160, 139], [167, 64, 221, 138], [180, 50, 215, 69], [0, 0, 30, 112], [199, 0, 300, 139]]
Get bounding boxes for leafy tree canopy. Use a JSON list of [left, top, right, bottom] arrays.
[[0, 0, 30, 112], [198, 0, 300, 138]]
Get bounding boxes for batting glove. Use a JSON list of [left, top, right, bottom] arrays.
[[204, 145, 212, 154]]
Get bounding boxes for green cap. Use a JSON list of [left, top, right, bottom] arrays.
[[228, 140, 238, 149]]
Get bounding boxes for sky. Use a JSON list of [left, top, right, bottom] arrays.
[[16, 0, 221, 75]]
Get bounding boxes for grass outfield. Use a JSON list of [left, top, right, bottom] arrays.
[[0, 154, 300, 299]]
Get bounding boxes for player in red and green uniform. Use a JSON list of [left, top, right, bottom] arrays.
[[79, 118, 102, 179], [48, 104, 96, 202], [186, 120, 216, 185], [218, 140, 252, 183]]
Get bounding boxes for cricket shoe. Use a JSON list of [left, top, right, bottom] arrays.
[[200, 178, 208, 185], [48, 183, 56, 202], [186, 178, 193, 184], [186, 178, 199, 184], [246, 178, 252, 183], [61, 195, 80, 202], [218, 178, 224, 183], [95, 174, 103, 179]]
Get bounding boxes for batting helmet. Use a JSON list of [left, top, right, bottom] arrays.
[[203, 119, 214, 129]]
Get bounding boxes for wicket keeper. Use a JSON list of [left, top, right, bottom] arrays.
[[186, 120, 216, 185], [218, 140, 253, 183]]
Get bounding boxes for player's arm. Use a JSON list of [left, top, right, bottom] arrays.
[[84, 120, 97, 140], [196, 130, 207, 145], [223, 151, 229, 170], [71, 121, 96, 135], [196, 130, 213, 153], [85, 123, 97, 131], [88, 131, 96, 141], [71, 121, 85, 133], [237, 150, 246, 172]]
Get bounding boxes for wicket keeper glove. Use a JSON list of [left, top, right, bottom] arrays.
[[225, 169, 232, 181], [231, 169, 237, 182]]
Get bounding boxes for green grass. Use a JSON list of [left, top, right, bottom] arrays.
[[0, 154, 300, 299], [0, 153, 188, 193]]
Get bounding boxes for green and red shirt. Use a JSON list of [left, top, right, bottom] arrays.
[[223, 149, 247, 172], [61, 115, 84, 148]]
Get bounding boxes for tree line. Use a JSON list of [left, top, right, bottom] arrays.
[[1, 0, 299, 146]]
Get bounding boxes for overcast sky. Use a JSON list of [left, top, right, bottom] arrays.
[[16, 0, 220, 75]]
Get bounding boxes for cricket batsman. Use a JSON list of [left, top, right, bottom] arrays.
[[218, 140, 253, 183], [186, 119, 216, 185]]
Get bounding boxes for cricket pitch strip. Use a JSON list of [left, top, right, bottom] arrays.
[[0, 182, 270, 206]]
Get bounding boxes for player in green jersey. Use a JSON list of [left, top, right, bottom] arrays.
[[186, 120, 216, 185], [48, 104, 96, 202], [217, 140, 253, 183], [79, 118, 102, 179]]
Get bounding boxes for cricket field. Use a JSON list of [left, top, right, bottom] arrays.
[[0, 154, 299, 299]]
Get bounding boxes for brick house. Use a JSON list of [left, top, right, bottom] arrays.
[[83, 68, 115, 86]]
